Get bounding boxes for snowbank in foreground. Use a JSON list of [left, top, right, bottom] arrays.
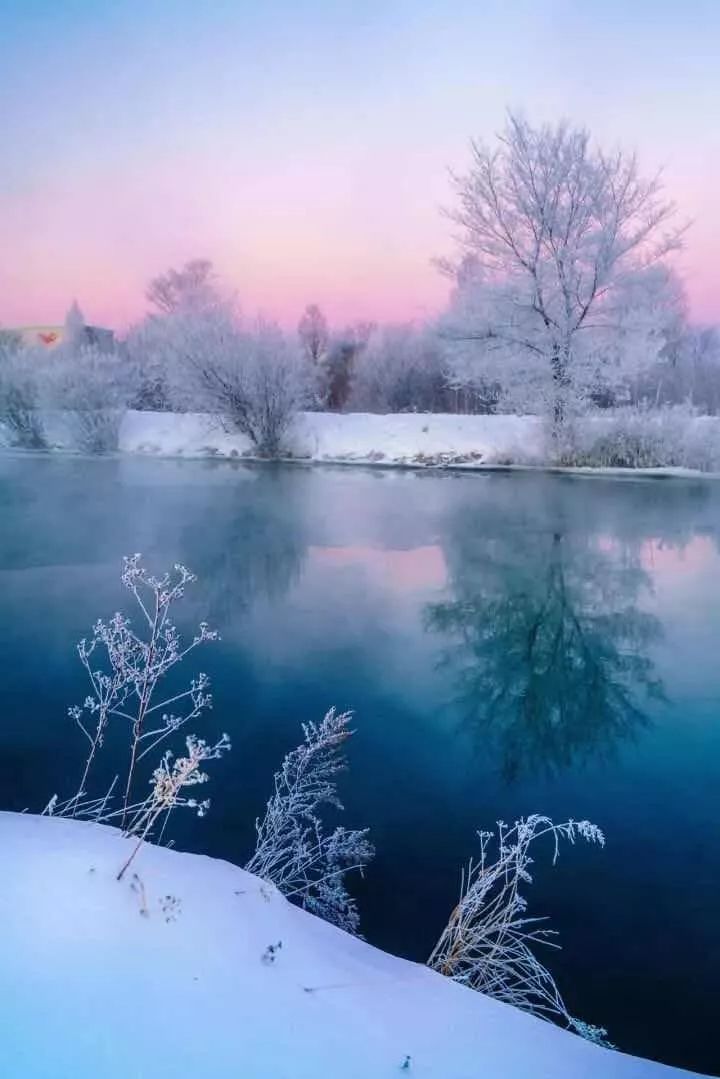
[[119, 409, 546, 465], [0, 813, 702, 1079]]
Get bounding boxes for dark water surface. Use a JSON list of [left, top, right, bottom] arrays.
[[0, 454, 718, 1074]]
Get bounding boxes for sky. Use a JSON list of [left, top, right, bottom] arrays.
[[1, 0, 718, 333]]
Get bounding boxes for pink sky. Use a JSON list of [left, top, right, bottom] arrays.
[[1, 2, 717, 334]]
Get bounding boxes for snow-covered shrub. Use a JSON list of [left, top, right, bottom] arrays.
[[557, 406, 694, 469], [0, 343, 47, 448], [679, 416, 720, 472], [42, 344, 132, 453], [211, 321, 303, 456], [428, 815, 610, 1044], [143, 307, 303, 456], [246, 708, 374, 935]]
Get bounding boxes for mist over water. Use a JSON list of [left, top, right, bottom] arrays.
[[0, 454, 718, 1073]]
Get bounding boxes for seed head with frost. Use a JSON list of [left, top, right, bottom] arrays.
[[116, 732, 231, 880]]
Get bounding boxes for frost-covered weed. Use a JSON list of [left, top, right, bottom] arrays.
[[246, 708, 374, 935], [61, 555, 218, 828], [47, 555, 229, 879], [117, 732, 231, 880], [49, 558, 370, 928], [428, 815, 610, 1045]]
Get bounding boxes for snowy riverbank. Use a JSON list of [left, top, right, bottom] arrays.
[[118, 409, 546, 467], [5, 409, 720, 476], [0, 812, 704, 1079], [118, 410, 720, 477]]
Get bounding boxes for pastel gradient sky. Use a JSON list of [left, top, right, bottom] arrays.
[[1, 0, 718, 332]]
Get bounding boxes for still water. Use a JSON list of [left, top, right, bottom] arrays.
[[0, 454, 718, 1074]]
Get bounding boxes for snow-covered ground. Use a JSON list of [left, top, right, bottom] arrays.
[[0, 812, 705, 1079], [119, 409, 546, 466], [5, 409, 720, 475]]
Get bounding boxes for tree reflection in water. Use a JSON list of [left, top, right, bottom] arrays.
[[181, 464, 309, 623], [426, 485, 666, 782]]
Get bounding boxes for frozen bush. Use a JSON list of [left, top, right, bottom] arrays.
[[143, 306, 303, 456], [0, 343, 47, 448], [42, 344, 132, 453], [556, 407, 697, 469], [132, 260, 303, 454], [677, 416, 720, 472]]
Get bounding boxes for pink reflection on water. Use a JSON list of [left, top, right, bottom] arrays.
[[640, 536, 718, 575], [310, 545, 447, 592]]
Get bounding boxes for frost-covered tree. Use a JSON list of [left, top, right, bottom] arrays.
[[321, 322, 374, 411], [246, 708, 374, 935], [298, 304, 329, 365], [165, 310, 302, 455], [349, 323, 451, 413], [635, 323, 720, 412], [0, 328, 22, 351], [146, 258, 219, 315], [298, 304, 330, 408], [442, 113, 686, 432], [127, 259, 225, 410], [133, 261, 303, 454]]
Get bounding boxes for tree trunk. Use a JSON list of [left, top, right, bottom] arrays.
[[551, 351, 570, 424]]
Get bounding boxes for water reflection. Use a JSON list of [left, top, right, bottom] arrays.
[[427, 484, 666, 781], [180, 466, 309, 621], [1, 461, 719, 1071]]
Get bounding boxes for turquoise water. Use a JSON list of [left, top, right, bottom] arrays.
[[0, 454, 718, 1074]]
